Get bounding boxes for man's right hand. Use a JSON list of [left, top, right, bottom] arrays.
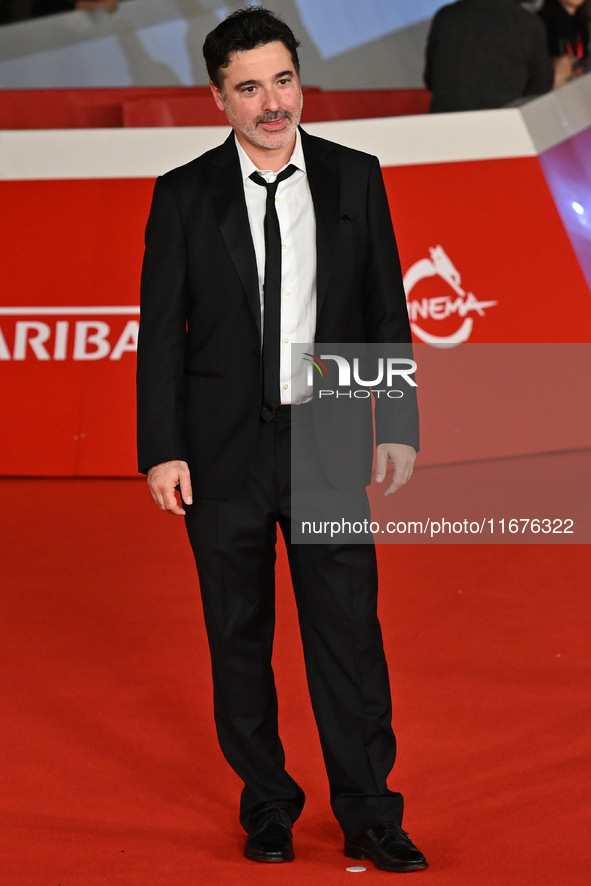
[[147, 460, 193, 516]]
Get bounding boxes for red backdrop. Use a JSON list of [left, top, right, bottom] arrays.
[[1, 145, 590, 475]]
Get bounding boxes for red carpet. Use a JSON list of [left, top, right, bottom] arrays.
[[1, 478, 589, 885]]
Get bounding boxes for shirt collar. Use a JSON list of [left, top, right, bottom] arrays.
[[235, 128, 306, 182]]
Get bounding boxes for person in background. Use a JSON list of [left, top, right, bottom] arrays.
[[425, 0, 574, 113], [539, 0, 590, 65]]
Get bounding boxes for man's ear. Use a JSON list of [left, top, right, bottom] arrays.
[[209, 80, 225, 112]]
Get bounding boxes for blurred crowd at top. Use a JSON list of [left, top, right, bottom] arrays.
[[0, 0, 589, 114], [0, 0, 121, 20], [425, 0, 590, 112]]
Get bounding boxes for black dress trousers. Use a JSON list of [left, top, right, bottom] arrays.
[[184, 406, 404, 839]]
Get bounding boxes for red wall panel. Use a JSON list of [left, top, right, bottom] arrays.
[[2, 154, 590, 476]]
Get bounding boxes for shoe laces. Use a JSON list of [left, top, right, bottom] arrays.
[[254, 804, 292, 831], [377, 821, 411, 843]]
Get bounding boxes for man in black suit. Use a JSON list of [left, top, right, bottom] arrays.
[[137, 6, 426, 873]]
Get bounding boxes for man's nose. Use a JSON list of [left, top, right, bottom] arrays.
[[261, 87, 280, 111]]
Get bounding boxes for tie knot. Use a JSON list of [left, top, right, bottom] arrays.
[[250, 164, 297, 195]]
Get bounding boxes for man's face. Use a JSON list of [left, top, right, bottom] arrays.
[[210, 41, 303, 155], [560, 0, 587, 10]]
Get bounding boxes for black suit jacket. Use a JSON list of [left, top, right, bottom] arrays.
[[424, 0, 554, 113], [137, 128, 418, 499]]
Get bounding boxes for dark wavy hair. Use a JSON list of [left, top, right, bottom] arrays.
[[203, 6, 301, 89], [539, 0, 591, 21]]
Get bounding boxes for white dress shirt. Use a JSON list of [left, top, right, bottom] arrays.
[[236, 130, 317, 404]]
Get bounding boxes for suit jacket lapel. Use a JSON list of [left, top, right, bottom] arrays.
[[300, 128, 340, 318], [204, 129, 340, 335], [205, 133, 261, 336]]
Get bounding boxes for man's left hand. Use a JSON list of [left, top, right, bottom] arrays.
[[375, 443, 416, 496]]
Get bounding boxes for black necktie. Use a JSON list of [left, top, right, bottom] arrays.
[[250, 164, 297, 421]]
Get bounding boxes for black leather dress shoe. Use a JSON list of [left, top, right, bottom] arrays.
[[345, 821, 428, 872], [244, 804, 294, 863]]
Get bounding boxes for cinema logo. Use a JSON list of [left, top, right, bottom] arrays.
[[404, 245, 497, 347], [0, 306, 139, 361], [303, 352, 417, 399]]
